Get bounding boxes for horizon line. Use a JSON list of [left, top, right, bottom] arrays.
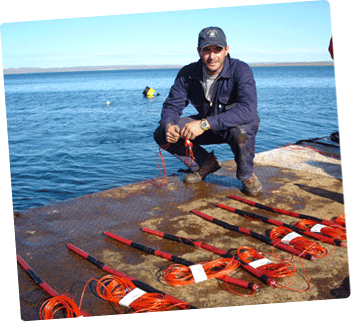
[[3, 61, 334, 75]]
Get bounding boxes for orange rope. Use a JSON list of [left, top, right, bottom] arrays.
[[270, 227, 329, 258], [94, 275, 135, 304], [333, 214, 346, 227], [237, 246, 295, 279], [263, 243, 312, 292], [239, 246, 313, 292], [279, 256, 311, 293], [40, 275, 189, 317], [283, 143, 340, 158], [184, 138, 195, 166], [39, 294, 88, 319], [148, 139, 197, 187], [93, 275, 188, 313], [147, 143, 171, 187], [162, 257, 240, 287], [127, 293, 188, 313], [294, 219, 347, 240], [301, 144, 340, 158]]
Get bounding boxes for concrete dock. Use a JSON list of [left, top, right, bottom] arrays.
[[14, 136, 349, 320]]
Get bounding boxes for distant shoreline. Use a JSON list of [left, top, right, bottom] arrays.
[[3, 61, 334, 75]]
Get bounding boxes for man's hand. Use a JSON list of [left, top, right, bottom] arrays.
[[180, 120, 204, 140], [165, 124, 181, 143]]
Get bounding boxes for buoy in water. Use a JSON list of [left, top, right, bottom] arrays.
[[106, 101, 110, 106], [143, 86, 160, 97]]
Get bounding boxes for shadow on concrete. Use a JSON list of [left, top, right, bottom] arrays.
[[173, 173, 242, 189], [295, 183, 344, 204]]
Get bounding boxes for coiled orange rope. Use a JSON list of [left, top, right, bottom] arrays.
[[237, 246, 295, 279], [270, 227, 329, 258], [163, 257, 240, 287], [333, 214, 346, 227], [94, 275, 188, 313], [237, 246, 313, 292], [39, 294, 88, 319], [294, 219, 347, 240]]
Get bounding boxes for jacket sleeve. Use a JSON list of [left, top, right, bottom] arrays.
[[159, 69, 189, 127], [206, 61, 258, 131]]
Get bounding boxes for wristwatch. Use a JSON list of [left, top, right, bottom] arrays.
[[200, 118, 210, 131]]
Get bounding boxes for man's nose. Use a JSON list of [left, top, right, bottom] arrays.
[[209, 51, 216, 59]]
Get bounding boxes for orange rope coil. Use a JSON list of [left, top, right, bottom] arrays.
[[237, 246, 313, 292], [333, 214, 346, 227], [294, 219, 346, 240], [237, 246, 295, 278], [269, 227, 329, 258], [94, 275, 188, 312], [163, 257, 240, 287], [39, 294, 88, 320]]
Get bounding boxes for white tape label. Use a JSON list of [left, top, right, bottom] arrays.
[[281, 232, 301, 244], [310, 224, 326, 233], [119, 288, 146, 308], [249, 257, 273, 269], [189, 264, 208, 283]]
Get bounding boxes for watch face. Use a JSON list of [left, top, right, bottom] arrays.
[[201, 119, 208, 130]]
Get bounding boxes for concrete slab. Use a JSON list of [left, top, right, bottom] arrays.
[[254, 144, 342, 179], [14, 143, 349, 320]]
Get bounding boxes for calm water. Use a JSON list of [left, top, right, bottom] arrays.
[[4, 66, 339, 211]]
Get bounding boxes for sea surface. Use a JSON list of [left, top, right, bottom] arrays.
[[4, 65, 339, 211]]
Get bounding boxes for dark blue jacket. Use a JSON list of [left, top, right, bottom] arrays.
[[160, 54, 259, 132]]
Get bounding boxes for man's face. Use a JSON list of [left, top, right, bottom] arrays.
[[198, 45, 229, 75]]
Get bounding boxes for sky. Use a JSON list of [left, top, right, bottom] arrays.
[[0, 0, 334, 69], [1, 1, 351, 322]]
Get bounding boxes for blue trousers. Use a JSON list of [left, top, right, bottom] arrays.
[[154, 116, 260, 181]]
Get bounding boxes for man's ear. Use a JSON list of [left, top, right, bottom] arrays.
[[197, 47, 201, 57], [225, 45, 229, 56]]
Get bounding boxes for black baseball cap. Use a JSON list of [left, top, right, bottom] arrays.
[[198, 27, 227, 50]]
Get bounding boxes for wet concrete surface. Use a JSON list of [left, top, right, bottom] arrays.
[[14, 159, 349, 320]]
